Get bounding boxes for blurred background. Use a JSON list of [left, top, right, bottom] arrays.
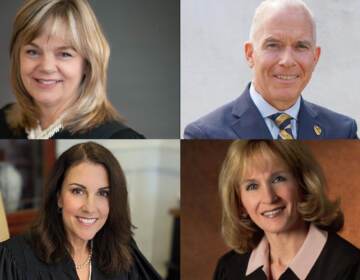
[[0, 139, 180, 279]]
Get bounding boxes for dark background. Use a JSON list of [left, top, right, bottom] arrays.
[[0, 0, 180, 138]]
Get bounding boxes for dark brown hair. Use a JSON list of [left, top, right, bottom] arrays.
[[29, 141, 133, 275]]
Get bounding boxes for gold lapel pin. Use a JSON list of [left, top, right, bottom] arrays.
[[313, 125, 322, 136]]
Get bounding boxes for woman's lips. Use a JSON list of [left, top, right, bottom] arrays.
[[33, 78, 63, 89], [261, 206, 286, 218], [76, 217, 98, 225]]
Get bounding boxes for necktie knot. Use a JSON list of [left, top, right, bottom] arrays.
[[269, 113, 294, 139]]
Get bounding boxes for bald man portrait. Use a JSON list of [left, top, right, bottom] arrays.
[[184, 0, 358, 139]]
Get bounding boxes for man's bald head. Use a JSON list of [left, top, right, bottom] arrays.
[[249, 0, 316, 44]]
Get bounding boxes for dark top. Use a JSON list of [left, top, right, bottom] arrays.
[[0, 235, 162, 280], [213, 233, 360, 280], [0, 104, 145, 139]]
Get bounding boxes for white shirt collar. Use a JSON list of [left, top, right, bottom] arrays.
[[249, 82, 301, 120], [246, 224, 328, 279], [26, 118, 63, 139]]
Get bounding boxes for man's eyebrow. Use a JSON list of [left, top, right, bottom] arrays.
[[263, 37, 281, 44], [296, 40, 313, 47]]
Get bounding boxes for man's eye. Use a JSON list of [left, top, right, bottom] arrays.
[[266, 43, 279, 49], [297, 44, 309, 50]]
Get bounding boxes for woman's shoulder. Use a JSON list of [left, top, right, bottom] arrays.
[[326, 232, 360, 257], [54, 120, 145, 139], [0, 103, 26, 139], [214, 250, 251, 279], [0, 103, 14, 137], [307, 232, 360, 279], [0, 235, 37, 264], [0, 235, 33, 278]]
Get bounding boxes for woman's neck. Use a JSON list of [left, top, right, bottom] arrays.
[[37, 98, 75, 129], [70, 239, 90, 265], [266, 222, 309, 268]]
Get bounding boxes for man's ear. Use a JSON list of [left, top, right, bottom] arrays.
[[314, 46, 321, 65], [244, 41, 255, 68]]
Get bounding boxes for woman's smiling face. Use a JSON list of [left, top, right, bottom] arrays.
[[20, 18, 85, 113], [57, 161, 110, 247], [239, 151, 304, 235]]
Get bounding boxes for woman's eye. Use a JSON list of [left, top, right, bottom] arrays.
[[71, 188, 84, 195], [99, 190, 110, 198], [26, 49, 38, 56], [273, 176, 286, 183], [60, 52, 73, 58], [246, 183, 258, 191]]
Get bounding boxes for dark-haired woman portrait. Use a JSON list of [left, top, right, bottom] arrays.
[[214, 140, 360, 280], [0, 142, 161, 279]]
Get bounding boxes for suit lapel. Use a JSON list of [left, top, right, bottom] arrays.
[[230, 85, 273, 139], [298, 99, 325, 140]]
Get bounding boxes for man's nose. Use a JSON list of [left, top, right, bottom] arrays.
[[279, 47, 296, 67]]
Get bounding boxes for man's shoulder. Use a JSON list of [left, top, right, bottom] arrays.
[[184, 91, 252, 139], [302, 99, 357, 138], [303, 99, 355, 123], [184, 99, 237, 138]]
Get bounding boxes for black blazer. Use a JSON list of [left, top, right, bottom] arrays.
[[214, 232, 360, 280], [0, 104, 145, 139], [0, 235, 162, 280]]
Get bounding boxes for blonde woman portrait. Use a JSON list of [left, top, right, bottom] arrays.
[[0, 0, 146, 139], [214, 141, 360, 279]]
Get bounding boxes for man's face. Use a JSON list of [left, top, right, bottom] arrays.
[[245, 6, 320, 111]]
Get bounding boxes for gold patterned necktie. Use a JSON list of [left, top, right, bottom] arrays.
[[269, 113, 294, 140]]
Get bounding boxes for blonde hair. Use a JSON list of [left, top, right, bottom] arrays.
[[8, 0, 121, 133], [219, 140, 343, 253]]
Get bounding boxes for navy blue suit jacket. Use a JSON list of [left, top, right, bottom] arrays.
[[184, 84, 358, 139]]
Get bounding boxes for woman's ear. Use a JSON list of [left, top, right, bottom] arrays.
[[57, 192, 63, 209]]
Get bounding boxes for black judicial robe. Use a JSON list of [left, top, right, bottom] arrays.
[[213, 232, 360, 280], [0, 235, 162, 280], [0, 104, 145, 139]]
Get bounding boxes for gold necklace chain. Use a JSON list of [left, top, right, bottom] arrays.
[[75, 241, 93, 270]]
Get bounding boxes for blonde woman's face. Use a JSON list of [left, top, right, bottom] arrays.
[[239, 152, 304, 236], [58, 161, 110, 247], [20, 20, 85, 114]]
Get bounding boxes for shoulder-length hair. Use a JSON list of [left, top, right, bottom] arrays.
[[8, 0, 121, 134], [29, 141, 133, 275], [219, 140, 343, 254]]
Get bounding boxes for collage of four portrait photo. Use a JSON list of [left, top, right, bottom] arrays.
[[0, 0, 359, 279]]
